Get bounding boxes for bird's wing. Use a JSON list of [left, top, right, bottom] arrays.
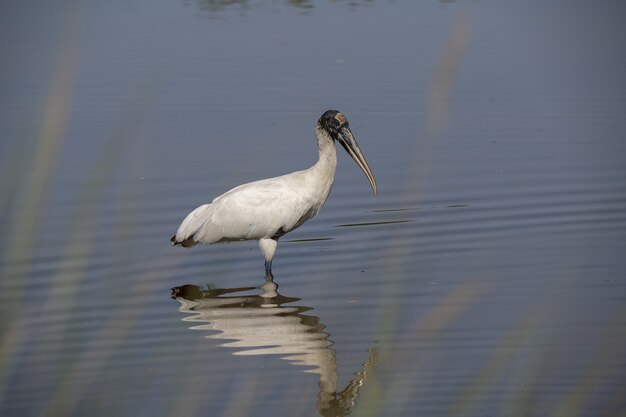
[[181, 172, 319, 244]]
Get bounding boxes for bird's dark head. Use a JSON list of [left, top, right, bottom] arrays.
[[317, 109, 378, 194], [318, 109, 348, 139]]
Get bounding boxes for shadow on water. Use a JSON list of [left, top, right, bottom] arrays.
[[183, 0, 381, 19], [171, 272, 378, 417], [189, 0, 375, 13]]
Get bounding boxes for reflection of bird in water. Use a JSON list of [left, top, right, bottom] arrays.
[[171, 110, 377, 271], [171, 272, 378, 417]]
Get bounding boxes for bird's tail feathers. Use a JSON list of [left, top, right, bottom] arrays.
[[171, 234, 197, 247], [171, 203, 216, 247]]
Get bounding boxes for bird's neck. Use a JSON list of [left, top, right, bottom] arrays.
[[312, 126, 337, 174], [308, 126, 337, 197]]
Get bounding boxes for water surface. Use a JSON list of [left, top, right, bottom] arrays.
[[1, 0, 625, 416]]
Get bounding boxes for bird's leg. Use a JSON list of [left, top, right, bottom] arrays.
[[259, 238, 278, 271]]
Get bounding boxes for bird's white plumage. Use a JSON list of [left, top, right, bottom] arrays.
[[174, 127, 336, 244], [172, 111, 376, 270]]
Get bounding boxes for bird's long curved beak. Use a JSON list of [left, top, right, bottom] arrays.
[[337, 127, 378, 194]]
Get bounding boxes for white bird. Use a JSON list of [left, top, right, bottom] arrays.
[[171, 110, 377, 270]]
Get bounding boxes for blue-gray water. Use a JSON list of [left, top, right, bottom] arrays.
[[1, 1, 625, 416]]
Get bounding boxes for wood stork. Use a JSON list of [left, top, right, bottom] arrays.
[[171, 110, 377, 270]]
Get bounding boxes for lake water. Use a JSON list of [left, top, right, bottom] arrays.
[[1, 0, 625, 416]]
